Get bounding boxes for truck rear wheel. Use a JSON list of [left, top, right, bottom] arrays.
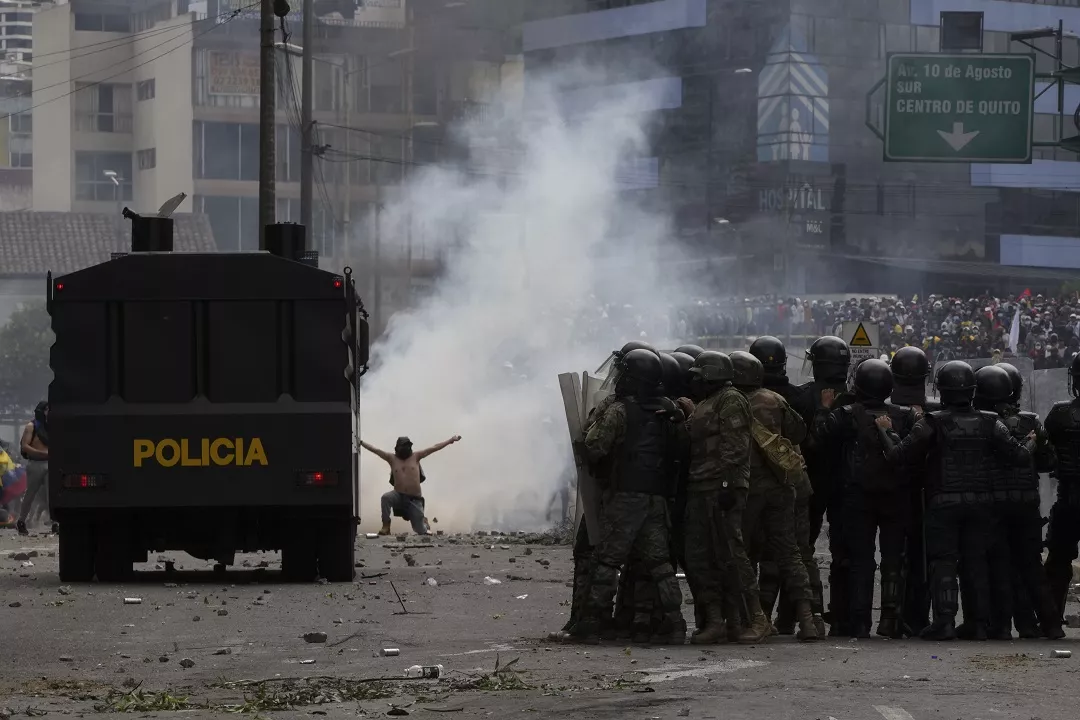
[[318, 518, 356, 582], [58, 518, 95, 582], [95, 522, 132, 582], [281, 538, 318, 582]]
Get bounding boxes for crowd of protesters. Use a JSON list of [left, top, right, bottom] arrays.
[[577, 292, 1080, 368]]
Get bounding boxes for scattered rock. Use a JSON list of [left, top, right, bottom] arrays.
[[58, 586, 73, 596], [509, 558, 517, 563], [475, 531, 487, 536], [158, 656, 169, 663], [193, 616, 201, 622], [524, 548, 533, 556], [387, 709, 409, 717], [179, 658, 195, 668], [217, 609, 228, 617], [500, 545, 511, 550], [59, 655, 74, 662], [304, 631, 328, 644], [425, 578, 438, 587], [436, 530, 444, 536], [404, 554, 417, 567], [213, 648, 232, 655], [8, 602, 20, 608], [507, 574, 532, 581], [471, 553, 481, 559], [164, 582, 178, 588]]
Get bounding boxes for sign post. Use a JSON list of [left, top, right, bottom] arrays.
[[880, 53, 1034, 163], [842, 321, 881, 384]]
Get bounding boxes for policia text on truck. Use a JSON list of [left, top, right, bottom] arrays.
[[46, 214, 369, 583]]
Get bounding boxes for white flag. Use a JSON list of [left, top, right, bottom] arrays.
[[1008, 306, 1021, 354]]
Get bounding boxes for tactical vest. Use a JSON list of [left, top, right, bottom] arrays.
[[615, 399, 670, 496], [1047, 401, 1080, 501], [848, 404, 897, 493], [686, 387, 736, 492], [996, 411, 1040, 497], [929, 409, 997, 497]]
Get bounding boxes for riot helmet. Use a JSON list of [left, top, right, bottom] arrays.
[[1071, 353, 1080, 397], [659, 352, 686, 399], [996, 362, 1023, 406], [852, 359, 893, 402], [974, 365, 1012, 410], [806, 336, 850, 382], [614, 348, 663, 398], [730, 351, 764, 389], [748, 336, 787, 378], [890, 346, 930, 385], [598, 340, 661, 390], [935, 360, 977, 407], [674, 344, 705, 359], [688, 351, 734, 398], [670, 351, 695, 374]]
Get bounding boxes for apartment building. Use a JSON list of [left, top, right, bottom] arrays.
[[522, 0, 1080, 295], [30, 0, 520, 263]]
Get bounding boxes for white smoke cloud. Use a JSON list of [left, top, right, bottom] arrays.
[[355, 66, 698, 533]]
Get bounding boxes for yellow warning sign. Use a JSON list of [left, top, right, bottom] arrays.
[[849, 323, 873, 347]]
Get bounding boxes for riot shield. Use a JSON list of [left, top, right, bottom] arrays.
[[559, 372, 601, 544], [1029, 367, 1068, 520]]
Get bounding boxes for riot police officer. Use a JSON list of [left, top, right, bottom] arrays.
[[675, 344, 705, 359], [877, 361, 1035, 640], [887, 345, 938, 637], [816, 359, 914, 638], [973, 365, 1063, 640], [571, 349, 686, 644], [1042, 352, 1080, 624], [682, 351, 757, 643], [798, 336, 852, 635], [748, 335, 825, 636]]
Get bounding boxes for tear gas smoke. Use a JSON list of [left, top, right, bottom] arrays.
[[355, 66, 701, 532]]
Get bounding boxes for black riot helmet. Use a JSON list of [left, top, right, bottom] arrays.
[[1070, 353, 1080, 397], [615, 348, 663, 397], [659, 352, 685, 399], [619, 340, 659, 358], [890, 346, 930, 385], [974, 365, 1013, 410], [935, 360, 977, 407], [749, 336, 787, 378], [688, 351, 734, 387], [996, 362, 1023, 405], [670, 351, 695, 395], [806, 336, 851, 382], [730, 351, 764, 389], [853, 358, 893, 402], [599, 340, 661, 389], [674, 344, 704, 359]]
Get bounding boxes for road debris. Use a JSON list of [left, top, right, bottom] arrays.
[[304, 632, 329, 644], [123, 597, 142, 605], [217, 609, 229, 616], [213, 648, 232, 655], [1052, 650, 1072, 658], [483, 577, 501, 585], [57, 586, 73, 596], [180, 658, 195, 668], [425, 578, 438, 587]]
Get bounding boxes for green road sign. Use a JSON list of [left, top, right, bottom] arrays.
[[884, 53, 1034, 163]]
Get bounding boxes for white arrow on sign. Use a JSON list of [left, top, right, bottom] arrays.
[[937, 122, 980, 151]]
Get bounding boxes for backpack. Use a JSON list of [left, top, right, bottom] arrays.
[[850, 404, 896, 492]]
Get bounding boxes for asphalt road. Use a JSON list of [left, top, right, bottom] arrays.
[[0, 527, 1078, 720]]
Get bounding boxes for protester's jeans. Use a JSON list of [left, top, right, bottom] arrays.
[[381, 490, 428, 534], [18, 460, 48, 524]]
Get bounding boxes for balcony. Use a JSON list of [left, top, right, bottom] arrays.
[[75, 112, 133, 133]]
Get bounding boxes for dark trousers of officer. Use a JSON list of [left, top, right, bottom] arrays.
[[903, 488, 931, 635], [925, 500, 995, 629], [989, 498, 1059, 636], [760, 491, 823, 629], [817, 491, 850, 632], [1044, 499, 1080, 621], [843, 487, 910, 632]]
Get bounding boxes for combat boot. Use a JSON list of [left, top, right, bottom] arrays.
[[795, 600, 819, 642], [813, 613, 826, 637], [565, 618, 601, 645], [378, 522, 391, 536], [774, 596, 795, 635], [651, 615, 687, 645], [920, 617, 958, 641], [1038, 590, 1067, 640], [631, 623, 653, 644], [876, 571, 903, 638], [738, 596, 771, 644], [691, 603, 727, 645]]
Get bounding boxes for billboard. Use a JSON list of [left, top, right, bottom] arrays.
[[207, 51, 260, 97]]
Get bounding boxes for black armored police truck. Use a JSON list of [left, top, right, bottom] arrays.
[[46, 214, 369, 583]]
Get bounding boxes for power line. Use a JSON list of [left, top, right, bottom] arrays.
[[0, 2, 257, 123]]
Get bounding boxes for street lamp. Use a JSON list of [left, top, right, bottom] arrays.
[[103, 169, 123, 248]]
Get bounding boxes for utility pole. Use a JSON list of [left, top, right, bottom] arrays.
[[300, 0, 314, 246], [258, 0, 277, 249]]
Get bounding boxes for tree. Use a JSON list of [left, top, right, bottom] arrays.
[[0, 302, 52, 414]]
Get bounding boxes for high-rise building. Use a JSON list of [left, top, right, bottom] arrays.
[[522, 0, 1080, 294]]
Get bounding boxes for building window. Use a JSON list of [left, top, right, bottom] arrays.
[[136, 79, 155, 101], [10, 152, 31, 168], [6, 38, 30, 49], [74, 82, 133, 133], [75, 151, 133, 201], [137, 148, 156, 170], [9, 112, 30, 133], [73, 13, 132, 32], [193, 121, 260, 181]]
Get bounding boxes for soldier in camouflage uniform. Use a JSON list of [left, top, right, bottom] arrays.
[[730, 351, 819, 642], [683, 351, 758, 644], [569, 349, 686, 645]]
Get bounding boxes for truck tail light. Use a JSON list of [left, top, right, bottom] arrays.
[[63, 473, 106, 489], [297, 470, 338, 487]]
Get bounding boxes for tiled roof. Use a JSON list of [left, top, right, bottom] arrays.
[[0, 212, 217, 277]]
